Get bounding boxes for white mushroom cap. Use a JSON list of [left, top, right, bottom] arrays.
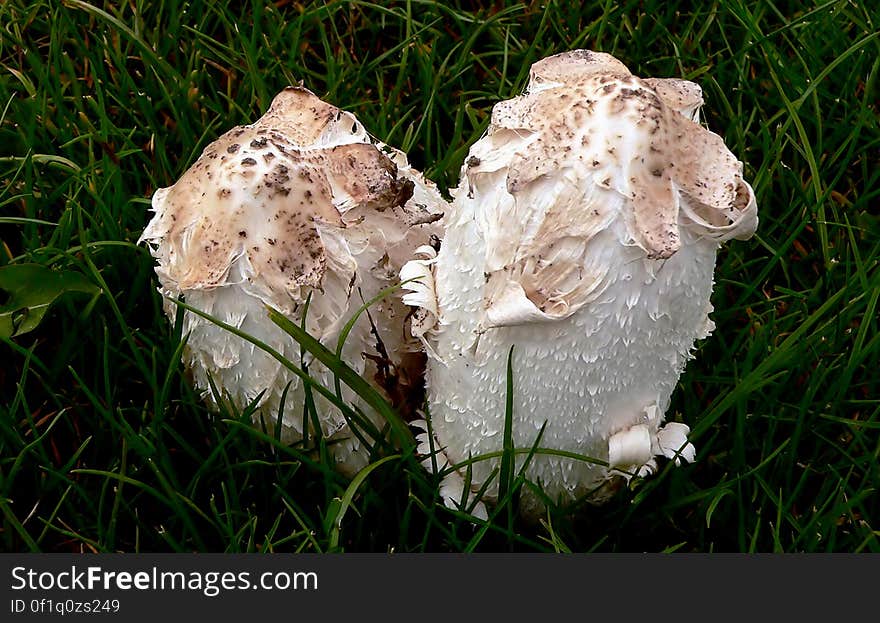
[[141, 87, 444, 473]]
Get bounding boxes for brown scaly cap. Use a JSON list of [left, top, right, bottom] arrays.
[[485, 50, 756, 260], [141, 87, 421, 304]]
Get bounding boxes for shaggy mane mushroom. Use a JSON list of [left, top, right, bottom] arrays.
[[402, 50, 757, 517], [141, 87, 444, 473]]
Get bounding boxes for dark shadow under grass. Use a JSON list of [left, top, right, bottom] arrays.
[[1, 0, 878, 552]]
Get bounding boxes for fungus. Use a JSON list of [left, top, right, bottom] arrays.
[[140, 87, 445, 474], [402, 50, 757, 516]]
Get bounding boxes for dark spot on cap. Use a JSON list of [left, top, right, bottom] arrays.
[[239, 230, 247, 238], [227, 144, 240, 153], [241, 157, 257, 166]]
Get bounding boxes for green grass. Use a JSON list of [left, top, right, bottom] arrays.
[[1, 0, 878, 552]]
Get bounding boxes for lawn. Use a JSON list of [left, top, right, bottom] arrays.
[[0, 0, 877, 552]]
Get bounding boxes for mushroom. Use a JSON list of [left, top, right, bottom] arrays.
[[402, 50, 757, 516], [140, 87, 444, 474]]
